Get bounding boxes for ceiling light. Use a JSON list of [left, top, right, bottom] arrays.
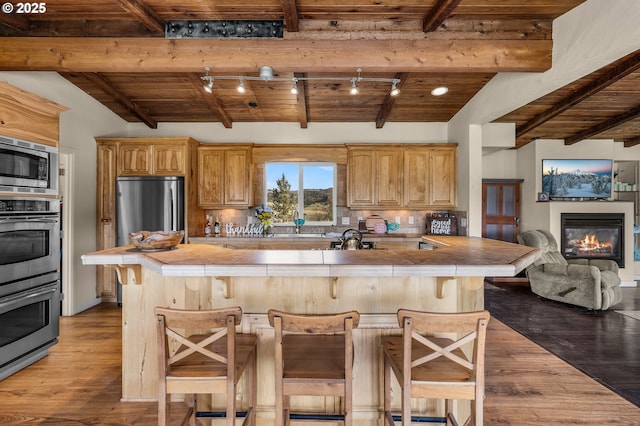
[[350, 78, 358, 95], [200, 66, 403, 97], [204, 80, 214, 93], [237, 78, 246, 94], [390, 81, 400, 96], [431, 86, 448, 96]]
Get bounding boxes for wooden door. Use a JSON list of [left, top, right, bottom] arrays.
[[482, 180, 521, 243]]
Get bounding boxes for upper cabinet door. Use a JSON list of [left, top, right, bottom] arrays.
[[198, 147, 225, 207], [404, 149, 430, 208], [198, 145, 252, 208], [428, 147, 457, 208], [347, 149, 375, 207], [118, 144, 151, 175], [375, 149, 403, 208], [224, 148, 252, 206], [153, 143, 187, 175]]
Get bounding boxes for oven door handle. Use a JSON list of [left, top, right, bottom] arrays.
[[0, 217, 59, 224], [0, 283, 58, 307]]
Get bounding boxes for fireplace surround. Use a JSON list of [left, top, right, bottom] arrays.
[[560, 213, 624, 268]]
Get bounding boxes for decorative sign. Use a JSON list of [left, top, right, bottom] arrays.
[[224, 222, 264, 236], [426, 214, 458, 236]]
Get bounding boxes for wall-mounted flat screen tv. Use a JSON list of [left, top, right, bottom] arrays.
[[542, 159, 612, 200]]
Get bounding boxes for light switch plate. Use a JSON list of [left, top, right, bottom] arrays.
[[341, 217, 350, 225], [408, 216, 415, 225]]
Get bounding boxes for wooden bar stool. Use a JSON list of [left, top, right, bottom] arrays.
[[267, 309, 360, 426], [154, 306, 257, 426], [382, 309, 491, 426]]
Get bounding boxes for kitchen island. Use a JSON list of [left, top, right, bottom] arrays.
[[82, 236, 539, 424]]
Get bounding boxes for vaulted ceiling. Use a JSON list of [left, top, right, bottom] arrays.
[[3, 1, 637, 149]]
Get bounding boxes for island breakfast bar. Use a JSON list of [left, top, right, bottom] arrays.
[[82, 236, 540, 424]]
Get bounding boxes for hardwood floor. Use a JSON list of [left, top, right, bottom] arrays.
[[0, 301, 639, 425], [485, 283, 640, 409]]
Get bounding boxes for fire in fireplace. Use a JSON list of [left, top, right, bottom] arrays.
[[561, 213, 624, 267]]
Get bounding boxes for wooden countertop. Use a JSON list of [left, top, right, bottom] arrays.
[[82, 236, 540, 278]]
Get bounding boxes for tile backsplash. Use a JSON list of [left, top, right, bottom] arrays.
[[204, 208, 467, 237]]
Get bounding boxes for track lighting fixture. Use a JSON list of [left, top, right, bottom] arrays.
[[201, 65, 402, 98]]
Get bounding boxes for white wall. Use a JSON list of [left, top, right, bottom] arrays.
[[0, 72, 128, 314], [124, 121, 448, 144]]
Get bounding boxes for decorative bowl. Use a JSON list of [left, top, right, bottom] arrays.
[[129, 230, 184, 251]]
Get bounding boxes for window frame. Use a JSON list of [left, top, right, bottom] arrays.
[[264, 161, 337, 226]]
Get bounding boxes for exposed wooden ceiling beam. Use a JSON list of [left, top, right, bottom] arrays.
[[376, 72, 408, 129], [281, 0, 300, 32], [115, 0, 164, 34], [0, 38, 552, 73], [423, 0, 464, 32], [80, 72, 157, 129], [517, 51, 640, 138], [187, 73, 232, 128], [0, 13, 31, 31], [564, 105, 640, 145], [624, 136, 640, 148], [293, 72, 308, 128]]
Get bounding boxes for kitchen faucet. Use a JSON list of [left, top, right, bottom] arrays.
[[293, 210, 300, 234]]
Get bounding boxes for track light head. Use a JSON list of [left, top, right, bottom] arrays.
[[390, 81, 400, 96], [237, 78, 246, 94], [350, 78, 358, 95], [291, 79, 298, 95], [204, 79, 214, 93]]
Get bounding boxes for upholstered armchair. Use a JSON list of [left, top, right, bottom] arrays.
[[517, 230, 622, 310]]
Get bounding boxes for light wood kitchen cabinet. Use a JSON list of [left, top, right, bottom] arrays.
[[95, 142, 118, 298], [404, 145, 457, 208], [427, 146, 457, 207], [95, 137, 201, 301], [198, 145, 252, 208], [348, 144, 456, 209], [118, 141, 187, 176], [347, 146, 403, 208]]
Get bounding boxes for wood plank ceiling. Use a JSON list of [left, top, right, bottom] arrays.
[[494, 49, 640, 148], [5, 0, 633, 149]]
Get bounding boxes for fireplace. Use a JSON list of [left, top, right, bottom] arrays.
[[560, 213, 624, 267]]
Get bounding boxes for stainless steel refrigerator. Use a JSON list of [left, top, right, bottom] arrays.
[[115, 176, 185, 303]]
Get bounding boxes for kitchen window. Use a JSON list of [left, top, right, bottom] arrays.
[[265, 162, 336, 225]]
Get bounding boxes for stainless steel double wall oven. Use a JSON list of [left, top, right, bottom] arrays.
[[0, 133, 61, 380]]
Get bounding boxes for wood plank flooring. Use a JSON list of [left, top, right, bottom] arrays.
[[486, 283, 640, 408], [0, 301, 639, 425]]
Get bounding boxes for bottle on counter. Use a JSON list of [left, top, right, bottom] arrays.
[[214, 216, 220, 236], [205, 215, 212, 236]]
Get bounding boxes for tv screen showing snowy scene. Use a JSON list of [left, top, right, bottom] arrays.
[[542, 159, 612, 200]]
